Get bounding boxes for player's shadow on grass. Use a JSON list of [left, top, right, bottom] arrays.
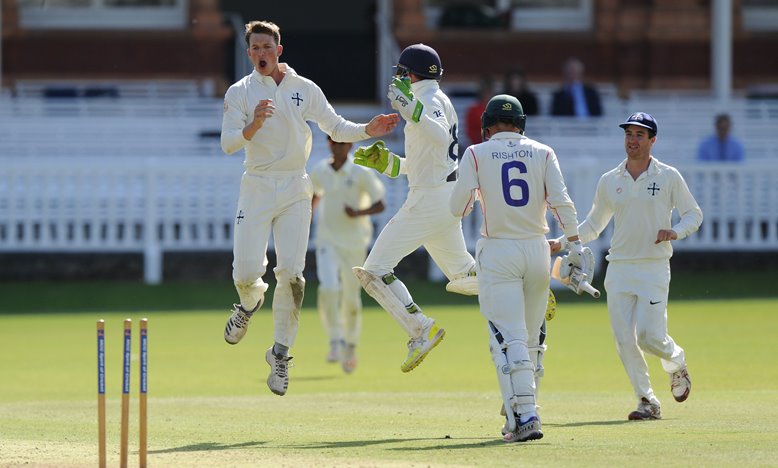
[[149, 441, 266, 454], [288, 437, 506, 450], [391, 439, 533, 450], [547, 420, 632, 428], [292, 375, 343, 382]]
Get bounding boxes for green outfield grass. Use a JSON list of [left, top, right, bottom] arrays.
[[1, 282, 777, 467]]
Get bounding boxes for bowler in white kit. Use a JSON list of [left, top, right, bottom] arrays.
[[220, 20, 398, 396], [450, 94, 583, 442]]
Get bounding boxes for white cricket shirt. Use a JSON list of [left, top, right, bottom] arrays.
[[221, 64, 369, 173], [310, 158, 385, 250], [400, 80, 459, 188], [450, 132, 580, 240], [578, 157, 703, 262]]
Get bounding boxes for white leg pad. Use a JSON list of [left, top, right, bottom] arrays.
[[489, 328, 517, 432], [353, 267, 422, 336], [529, 344, 547, 402], [488, 321, 537, 432], [445, 274, 479, 296]]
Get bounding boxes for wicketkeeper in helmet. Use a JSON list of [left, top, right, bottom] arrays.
[[352, 44, 478, 373], [450, 94, 584, 443]]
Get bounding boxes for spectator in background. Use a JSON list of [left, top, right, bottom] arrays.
[[503, 68, 539, 116], [551, 57, 602, 117], [697, 113, 745, 162], [465, 76, 496, 145]]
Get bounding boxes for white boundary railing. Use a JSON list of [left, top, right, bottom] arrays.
[[2, 157, 776, 284]]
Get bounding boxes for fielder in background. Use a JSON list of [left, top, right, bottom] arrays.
[[450, 94, 583, 443], [220, 20, 398, 396], [310, 135, 386, 373], [352, 43, 478, 373], [554, 112, 702, 420]]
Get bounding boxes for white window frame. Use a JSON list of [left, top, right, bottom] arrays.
[[19, 0, 188, 30], [508, 0, 592, 32], [424, 0, 593, 31], [742, 4, 778, 32]]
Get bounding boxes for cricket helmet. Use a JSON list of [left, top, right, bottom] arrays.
[[481, 94, 526, 131], [397, 44, 443, 80]]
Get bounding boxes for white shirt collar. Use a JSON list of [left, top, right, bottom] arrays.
[[250, 63, 296, 85], [489, 131, 525, 140], [411, 79, 439, 93]]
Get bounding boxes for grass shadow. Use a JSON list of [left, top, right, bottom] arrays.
[[285, 436, 502, 450], [391, 439, 526, 450], [149, 440, 266, 454], [292, 374, 343, 382], [547, 420, 632, 428]]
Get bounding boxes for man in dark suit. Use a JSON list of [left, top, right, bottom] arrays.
[[551, 57, 602, 117]]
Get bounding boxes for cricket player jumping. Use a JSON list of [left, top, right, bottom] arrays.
[[220, 20, 398, 396], [352, 44, 477, 373], [450, 95, 584, 442]]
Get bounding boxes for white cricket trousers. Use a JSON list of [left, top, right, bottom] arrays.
[[477, 236, 550, 415], [476, 237, 550, 358], [604, 260, 686, 404], [363, 182, 474, 279], [315, 241, 366, 346], [232, 170, 313, 348]]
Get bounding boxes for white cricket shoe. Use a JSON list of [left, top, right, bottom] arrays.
[[326, 340, 343, 363], [400, 321, 445, 373], [224, 302, 256, 345], [503, 416, 543, 443], [342, 344, 357, 374], [670, 366, 691, 402], [265, 347, 292, 396], [628, 397, 662, 420]]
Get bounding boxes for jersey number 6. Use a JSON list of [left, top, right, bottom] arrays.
[[501, 160, 529, 207]]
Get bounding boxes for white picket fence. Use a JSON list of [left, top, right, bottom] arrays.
[[1, 157, 776, 283]]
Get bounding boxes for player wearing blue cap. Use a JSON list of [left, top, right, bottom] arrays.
[[557, 112, 703, 420]]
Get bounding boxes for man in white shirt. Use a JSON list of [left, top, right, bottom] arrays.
[[220, 20, 399, 396], [450, 94, 582, 443], [556, 112, 702, 420], [310, 136, 385, 373], [351, 44, 477, 373]]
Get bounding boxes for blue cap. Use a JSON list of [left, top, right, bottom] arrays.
[[619, 112, 658, 135]]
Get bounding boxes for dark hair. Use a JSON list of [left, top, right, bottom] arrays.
[[245, 21, 281, 47]]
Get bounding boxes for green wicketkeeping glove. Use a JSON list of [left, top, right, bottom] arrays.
[[353, 140, 402, 178], [387, 77, 423, 123]]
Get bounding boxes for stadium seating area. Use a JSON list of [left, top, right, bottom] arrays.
[[1, 80, 777, 282]]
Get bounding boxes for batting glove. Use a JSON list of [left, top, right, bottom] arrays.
[[387, 77, 423, 123], [566, 240, 594, 279], [354, 140, 402, 178]]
